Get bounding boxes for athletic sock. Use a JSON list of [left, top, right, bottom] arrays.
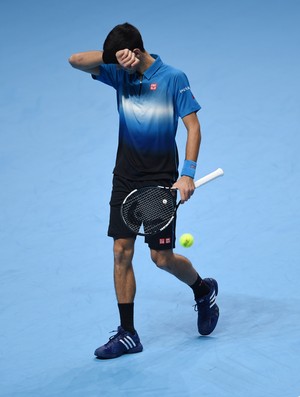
[[118, 303, 135, 335], [189, 274, 210, 300]]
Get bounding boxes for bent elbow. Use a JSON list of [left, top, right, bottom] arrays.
[[68, 53, 83, 68]]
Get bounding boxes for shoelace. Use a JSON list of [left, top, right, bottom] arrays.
[[106, 329, 121, 343], [193, 295, 209, 311]]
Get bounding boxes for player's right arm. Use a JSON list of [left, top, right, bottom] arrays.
[[68, 50, 103, 75]]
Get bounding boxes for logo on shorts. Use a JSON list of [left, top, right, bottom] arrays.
[[159, 238, 171, 245]]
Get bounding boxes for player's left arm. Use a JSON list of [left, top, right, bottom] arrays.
[[173, 112, 201, 203]]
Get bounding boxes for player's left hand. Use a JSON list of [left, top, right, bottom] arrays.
[[172, 176, 195, 203]]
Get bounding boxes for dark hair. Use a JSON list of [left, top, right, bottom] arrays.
[[102, 22, 145, 64]]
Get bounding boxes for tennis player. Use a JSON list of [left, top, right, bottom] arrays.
[[69, 23, 219, 359]]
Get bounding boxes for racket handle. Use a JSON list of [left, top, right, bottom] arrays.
[[194, 168, 224, 188]]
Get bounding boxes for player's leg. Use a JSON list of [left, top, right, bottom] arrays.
[[150, 248, 198, 284], [107, 176, 139, 333], [94, 237, 143, 359], [150, 247, 219, 336], [150, 248, 206, 288], [113, 237, 138, 333], [113, 237, 136, 304], [94, 177, 143, 359], [146, 219, 208, 291]]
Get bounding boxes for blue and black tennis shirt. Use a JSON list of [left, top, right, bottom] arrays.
[[93, 55, 201, 181]]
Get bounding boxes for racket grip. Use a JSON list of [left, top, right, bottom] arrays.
[[194, 168, 224, 188]]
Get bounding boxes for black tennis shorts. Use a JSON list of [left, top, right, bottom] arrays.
[[108, 175, 176, 250]]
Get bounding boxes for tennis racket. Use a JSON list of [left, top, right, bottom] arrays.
[[121, 168, 224, 236]]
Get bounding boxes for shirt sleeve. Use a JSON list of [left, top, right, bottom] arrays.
[[92, 64, 120, 90], [173, 72, 201, 118]]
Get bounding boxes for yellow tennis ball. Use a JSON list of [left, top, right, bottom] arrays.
[[179, 233, 194, 248]]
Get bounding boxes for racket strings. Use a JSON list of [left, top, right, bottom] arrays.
[[122, 187, 176, 235]]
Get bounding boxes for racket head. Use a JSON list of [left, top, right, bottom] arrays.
[[121, 186, 177, 236]]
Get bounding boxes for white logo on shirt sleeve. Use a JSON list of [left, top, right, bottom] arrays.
[[179, 86, 191, 94]]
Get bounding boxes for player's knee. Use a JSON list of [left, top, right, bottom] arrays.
[[113, 239, 134, 266], [150, 250, 171, 271]]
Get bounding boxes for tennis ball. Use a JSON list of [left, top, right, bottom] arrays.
[[179, 233, 194, 248]]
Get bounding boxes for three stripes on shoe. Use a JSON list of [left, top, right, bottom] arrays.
[[210, 290, 216, 308], [119, 335, 137, 350]]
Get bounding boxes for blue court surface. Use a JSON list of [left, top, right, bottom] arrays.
[[1, 0, 300, 396]]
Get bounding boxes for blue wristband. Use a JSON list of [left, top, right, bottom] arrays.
[[181, 160, 197, 179]]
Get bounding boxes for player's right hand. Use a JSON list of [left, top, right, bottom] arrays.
[[172, 176, 195, 204], [116, 49, 140, 70]]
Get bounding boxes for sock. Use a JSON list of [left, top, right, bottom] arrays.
[[189, 274, 210, 300], [118, 303, 135, 334]]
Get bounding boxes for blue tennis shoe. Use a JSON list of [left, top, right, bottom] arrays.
[[94, 326, 143, 359], [194, 278, 219, 335]]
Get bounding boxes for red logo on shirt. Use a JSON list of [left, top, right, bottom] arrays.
[[150, 83, 157, 90]]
